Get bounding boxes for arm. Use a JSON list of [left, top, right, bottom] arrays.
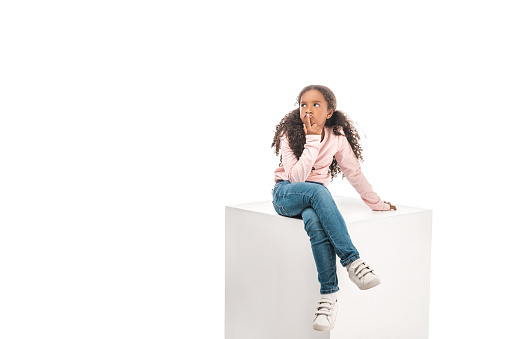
[[280, 133, 321, 183], [334, 135, 391, 211]]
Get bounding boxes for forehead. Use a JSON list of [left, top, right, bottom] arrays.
[[301, 89, 326, 102]]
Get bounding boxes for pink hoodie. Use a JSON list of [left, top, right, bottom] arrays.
[[274, 126, 391, 211]]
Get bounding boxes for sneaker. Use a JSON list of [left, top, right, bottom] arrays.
[[312, 297, 338, 331], [347, 259, 381, 290]]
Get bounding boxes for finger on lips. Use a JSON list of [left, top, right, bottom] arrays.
[[304, 114, 311, 126]]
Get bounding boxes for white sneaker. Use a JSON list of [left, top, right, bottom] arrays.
[[312, 297, 338, 331], [347, 259, 381, 290]]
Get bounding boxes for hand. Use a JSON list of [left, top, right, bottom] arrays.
[[384, 201, 397, 211], [302, 114, 322, 135]]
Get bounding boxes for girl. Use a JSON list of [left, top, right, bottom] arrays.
[[271, 85, 396, 332]]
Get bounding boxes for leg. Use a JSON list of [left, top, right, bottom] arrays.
[[301, 207, 339, 294], [272, 181, 360, 267]]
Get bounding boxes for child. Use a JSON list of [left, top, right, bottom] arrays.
[[271, 85, 396, 331]]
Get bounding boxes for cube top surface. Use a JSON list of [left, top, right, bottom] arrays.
[[226, 195, 430, 224]]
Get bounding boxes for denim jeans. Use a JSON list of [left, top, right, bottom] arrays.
[[271, 180, 360, 294]]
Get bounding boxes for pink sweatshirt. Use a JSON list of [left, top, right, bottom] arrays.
[[274, 126, 391, 211]]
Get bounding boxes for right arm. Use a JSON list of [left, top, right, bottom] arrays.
[[280, 114, 324, 183], [280, 133, 321, 183]]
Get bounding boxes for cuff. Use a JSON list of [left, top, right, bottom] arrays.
[[361, 197, 390, 211], [305, 135, 321, 142]]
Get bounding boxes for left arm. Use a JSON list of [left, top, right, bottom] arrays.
[[334, 135, 394, 211]]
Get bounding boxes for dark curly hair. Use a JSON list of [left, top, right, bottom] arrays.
[[271, 85, 364, 181]]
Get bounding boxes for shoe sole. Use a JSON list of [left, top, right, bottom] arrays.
[[358, 277, 381, 290], [313, 322, 335, 331]]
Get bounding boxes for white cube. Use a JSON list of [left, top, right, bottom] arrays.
[[225, 196, 432, 339]]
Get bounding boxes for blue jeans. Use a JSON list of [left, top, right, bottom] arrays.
[[271, 180, 360, 294]]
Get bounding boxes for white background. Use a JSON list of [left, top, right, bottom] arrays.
[[1, 1, 507, 338]]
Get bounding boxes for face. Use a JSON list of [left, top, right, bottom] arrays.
[[299, 89, 333, 127]]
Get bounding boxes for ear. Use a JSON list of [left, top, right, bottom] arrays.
[[326, 109, 334, 119]]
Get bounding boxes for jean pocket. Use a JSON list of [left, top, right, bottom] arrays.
[[272, 201, 293, 217], [272, 182, 282, 197]]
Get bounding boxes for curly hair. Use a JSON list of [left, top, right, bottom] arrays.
[[271, 85, 364, 181]]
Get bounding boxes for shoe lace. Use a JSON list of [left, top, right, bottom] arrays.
[[352, 260, 374, 279], [315, 298, 335, 316]]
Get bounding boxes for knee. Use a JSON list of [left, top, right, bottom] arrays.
[[308, 183, 330, 201]]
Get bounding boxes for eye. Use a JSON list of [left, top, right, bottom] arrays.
[[300, 104, 306, 107], [314, 103, 320, 107]]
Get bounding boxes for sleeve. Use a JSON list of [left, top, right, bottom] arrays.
[[334, 135, 390, 211], [280, 133, 321, 183]]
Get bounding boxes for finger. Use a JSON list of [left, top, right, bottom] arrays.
[[304, 114, 312, 129], [303, 123, 307, 134]]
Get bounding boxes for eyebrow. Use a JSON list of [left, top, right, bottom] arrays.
[[301, 100, 322, 103]]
